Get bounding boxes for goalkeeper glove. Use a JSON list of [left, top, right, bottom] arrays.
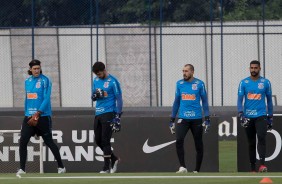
[[91, 88, 104, 101], [27, 111, 41, 126], [169, 117, 175, 134], [267, 115, 273, 131], [110, 113, 122, 133], [238, 111, 250, 128], [202, 116, 210, 133]]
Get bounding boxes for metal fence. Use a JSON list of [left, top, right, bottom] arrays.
[[0, 0, 282, 108]]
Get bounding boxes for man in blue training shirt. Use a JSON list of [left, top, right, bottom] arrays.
[[237, 60, 273, 172], [169, 64, 210, 173], [92, 61, 123, 173], [17, 60, 65, 177]]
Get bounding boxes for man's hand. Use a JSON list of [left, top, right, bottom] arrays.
[[202, 116, 210, 133], [91, 88, 104, 101], [238, 111, 250, 128], [169, 118, 175, 134], [267, 115, 273, 131], [111, 113, 122, 133], [27, 111, 41, 126]]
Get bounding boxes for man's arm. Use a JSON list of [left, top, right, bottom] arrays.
[[237, 81, 244, 112], [266, 80, 273, 115], [200, 82, 209, 117], [171, 83, 180, 118], [38, 78, 52, 113], [113, 80, 123, 114]]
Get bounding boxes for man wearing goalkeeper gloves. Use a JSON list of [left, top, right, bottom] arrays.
[[92, 61, 123, 174], [17, 60, 65, 176], [237, 60, 273, 172], [169, 64, 210, 173]]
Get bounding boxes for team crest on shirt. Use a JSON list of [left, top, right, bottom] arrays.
[[244, 80, 249, 83], [258, 83, 264, 89], [192, 84, 197, 90], [36, 82, 41, 88], [104, 82, 109, 88]]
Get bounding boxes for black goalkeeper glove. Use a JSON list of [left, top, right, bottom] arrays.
[[91, 88, 104, 101], [169, 117, 176, 134], [238, 111, 250, 128], [267, 115, 273, 131], [202, 116, 211, 133], [110, 113, 122, 133]]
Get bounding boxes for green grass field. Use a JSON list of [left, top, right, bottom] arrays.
[[1, 141, 281, 184]]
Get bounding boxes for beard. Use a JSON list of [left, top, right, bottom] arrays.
[[251, 71, 259, 77], [183, 75, 191, 81]]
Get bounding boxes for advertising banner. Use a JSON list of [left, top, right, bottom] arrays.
[[0, 115, 219, 172]]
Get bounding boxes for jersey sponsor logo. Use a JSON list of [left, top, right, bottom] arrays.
[[142, 139, 176, 153], [181, 94, 196, 100], [192, 84, 197, 90], [104, 82, 109, 88], [247, 93, 261, 100], [246, 109, 258, 116], [184, 111, 196, 117], [244, 80, 249, 83], [27, 93, 38, 99], [258, 83, 264, 89], [36, 82, 41, 88]]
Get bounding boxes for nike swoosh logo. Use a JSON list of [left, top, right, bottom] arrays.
[[142, 139, 176, 153]]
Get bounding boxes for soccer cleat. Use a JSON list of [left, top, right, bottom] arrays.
[[259, 165, 267, 172], [16, 169, 26, 176], [110, 158, 120, 173], [58, 167, 66, 174], [176, 166, 188, 173], [99, 169, 110, 174], [193, 171, 198, 173]]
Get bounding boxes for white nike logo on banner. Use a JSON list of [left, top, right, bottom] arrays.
[[142, 139, 176, 153]]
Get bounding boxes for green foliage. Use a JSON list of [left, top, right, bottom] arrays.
[[0, 0, 282, 27]]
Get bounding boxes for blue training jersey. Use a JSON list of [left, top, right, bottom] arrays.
[[171, 78, 209, 119], [92, 74, 123, 116], [25, 74, 52, 117], [237, 76, 273, 118]]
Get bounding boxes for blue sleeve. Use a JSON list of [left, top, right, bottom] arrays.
[[113, 80, 123, 114], [92, 78, 96, 95], [237, 95, 244, 112], [171, 83, 180, 118], [237, 81, 244, 112], [116, 94, 123, 114], [38, 78, 52, 113], [200, 82, 209, 117], [266, 80, 273, 115]]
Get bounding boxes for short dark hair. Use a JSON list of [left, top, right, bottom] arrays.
[[92, 61, 105, 74], [184, 64, 194, 71], [250, 60, 260, 66], [28, 59, 42, 75]]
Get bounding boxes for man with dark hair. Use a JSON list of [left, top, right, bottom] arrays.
[[16, 59, 65, 177], [237, 60, 273, 172], [169, 64, 210, 173], [92, 61, 123, 173]]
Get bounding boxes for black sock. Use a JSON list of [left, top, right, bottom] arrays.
[[104, 158, 110, 170]]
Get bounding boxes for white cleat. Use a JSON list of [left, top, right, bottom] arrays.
[[16, 169, 26, 177], [99, 169, 110, 174], [176, 166, 188, 173], [110, 159, 120, 173], [58, 167, 66, 174]]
